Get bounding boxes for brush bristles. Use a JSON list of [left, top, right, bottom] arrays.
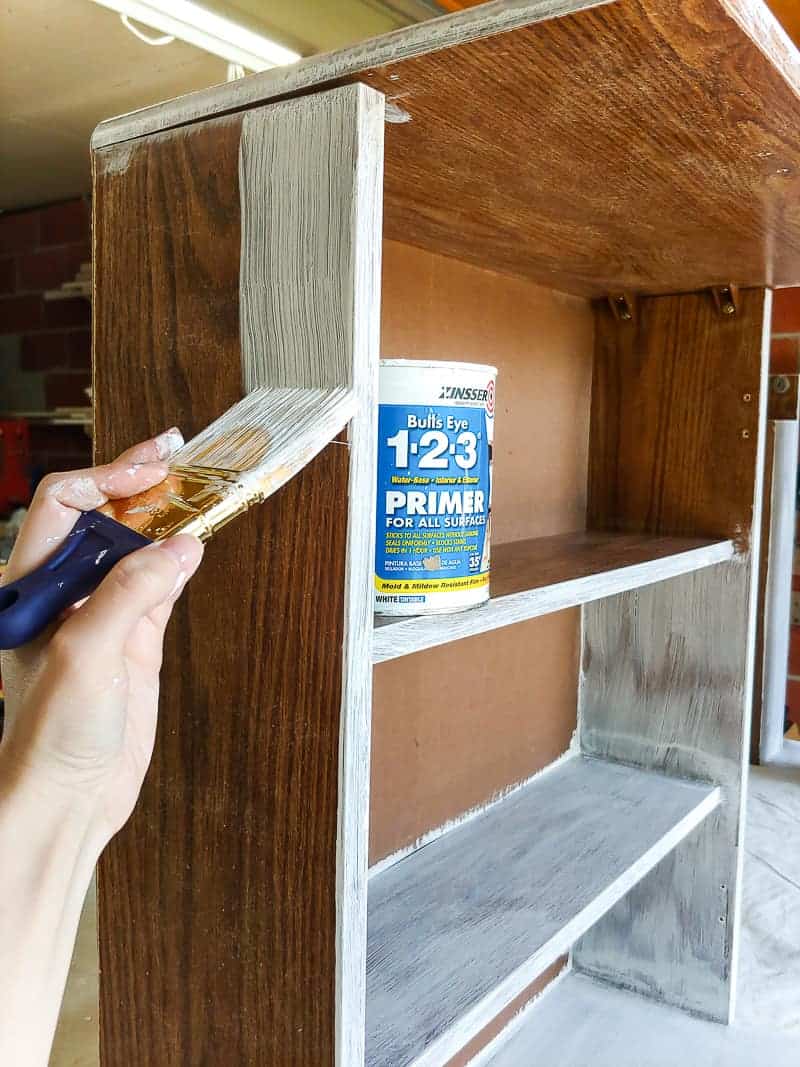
[[174, 387, 356, 476]]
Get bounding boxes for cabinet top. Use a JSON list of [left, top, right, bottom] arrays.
[[92, 1, 607, 148], [93, 0, 800, 297]]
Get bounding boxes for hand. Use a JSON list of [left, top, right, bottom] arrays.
[[0, 430, 204, 1066], [0, 429, 204, 844]]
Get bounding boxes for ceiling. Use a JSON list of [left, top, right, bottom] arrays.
[[0, 0, 446, 210], [1, 0, 797, 212]]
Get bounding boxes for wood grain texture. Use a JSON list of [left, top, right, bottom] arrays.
[[366, 756, 720, 1067], [373, 533, 734, 662], [576, 566, 753, 1020], [93, 87, 383, 1067], [94, 1, 800, 296], [240, 84, 385, 1066], [589, 289, 767, 542], [482, 972, 800, 1067], [91, 0, 611, 145], [577, 289, 770, 1022]]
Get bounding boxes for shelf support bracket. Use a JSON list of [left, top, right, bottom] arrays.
[[711, 284, 738, 316], [607, 292, 635, 323]]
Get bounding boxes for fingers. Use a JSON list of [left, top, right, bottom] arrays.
[[57, 535, 204, 657], [117, 428, 184, 467], [3, 428, 184, 582]]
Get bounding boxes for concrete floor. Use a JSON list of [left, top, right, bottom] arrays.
[[737, 764, 800, 1032], [50, 765, 800, 1065]]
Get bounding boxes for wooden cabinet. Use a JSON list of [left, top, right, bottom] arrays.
[[91, 1, 800, 1063]]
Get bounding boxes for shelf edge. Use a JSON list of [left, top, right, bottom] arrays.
[[373, 540, 736, 664], [404, 782, 721, 1067]]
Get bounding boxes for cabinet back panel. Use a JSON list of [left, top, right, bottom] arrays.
[[372, 243, 593, 863]]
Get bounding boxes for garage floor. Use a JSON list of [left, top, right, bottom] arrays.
[[736, 764, 800, 1032], [49, 766, 800, 1065]]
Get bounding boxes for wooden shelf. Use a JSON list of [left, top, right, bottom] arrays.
[[480, 972, 796, 1067], [366, 756, 720, 1067], [93, 1, 800, 296], [373, 532, 734, 663]]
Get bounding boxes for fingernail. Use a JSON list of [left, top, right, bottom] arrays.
[[154, 427, 184, 460]]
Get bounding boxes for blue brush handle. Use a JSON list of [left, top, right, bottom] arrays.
[[0, 510, 151, 650]]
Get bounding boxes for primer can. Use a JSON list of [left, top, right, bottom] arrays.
[[374, 359, 497, 616]]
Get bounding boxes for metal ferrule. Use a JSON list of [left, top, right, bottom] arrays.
[[98, 464, 262, 543]]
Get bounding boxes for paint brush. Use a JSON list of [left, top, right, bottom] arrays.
[[0, 386, 355, 649]]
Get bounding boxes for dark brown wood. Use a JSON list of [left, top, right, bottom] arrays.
[[93, 117, 346, 1066], [489, 531, 726, 599], [378, 0, 800, 297], [95, 1, 800, 298], [588, 288, 767, 543], [768, 373, 800, 420]]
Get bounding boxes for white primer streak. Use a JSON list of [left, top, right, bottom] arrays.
[[368, 745, 578, 880], [366, 755, 720, 1067]]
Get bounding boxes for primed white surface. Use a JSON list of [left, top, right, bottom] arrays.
[[577, 560, 757, 1021], [239, 86, 385, 1067], [366, 756, 719, 1067], [483, 766, 800, 1064]]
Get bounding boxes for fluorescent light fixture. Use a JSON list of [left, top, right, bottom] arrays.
[[89, 0, 301, 71]]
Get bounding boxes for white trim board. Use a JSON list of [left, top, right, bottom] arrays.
[[365, 755, 720, 1067], [238, 85, 385, 1067]]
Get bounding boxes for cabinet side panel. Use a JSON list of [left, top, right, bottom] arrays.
[[577, 289, 770, 1021], [93, 86, 379, 1065], [588, 290, 765, 541], [577, 564, 749, 1019]]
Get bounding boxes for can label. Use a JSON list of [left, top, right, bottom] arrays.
[[375, 361, 495, 615]]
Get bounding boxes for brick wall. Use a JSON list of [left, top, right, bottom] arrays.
[[771, 288, 800, 731], [0, 198, 92, 484]]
